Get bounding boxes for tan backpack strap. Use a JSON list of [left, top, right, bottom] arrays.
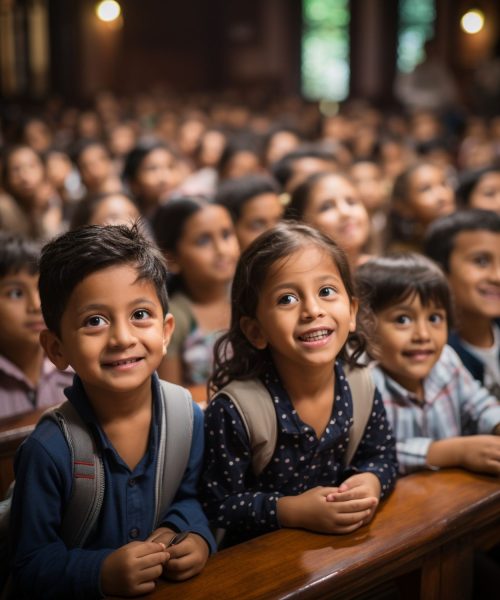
[[218, 379, 277, 477], [344, 366, 375, 466]]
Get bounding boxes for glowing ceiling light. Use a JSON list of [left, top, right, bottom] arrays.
[[460, 10, 484, 34], [96, 1, 121, 23]]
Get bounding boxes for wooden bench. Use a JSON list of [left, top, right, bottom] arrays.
[[124, 469, 500, 600]]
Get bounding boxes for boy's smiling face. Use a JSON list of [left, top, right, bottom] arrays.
[[447, 230, 500, 321], [375, 294, 448, 396], [42, 264, 173, 403]]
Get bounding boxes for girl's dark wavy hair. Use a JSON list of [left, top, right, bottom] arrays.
[[355, 253, 453, 359], [209, 221, 366, 393]]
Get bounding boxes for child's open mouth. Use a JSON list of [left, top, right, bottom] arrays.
[[102, 357, 143, 368], [298, 329, 332, 342]]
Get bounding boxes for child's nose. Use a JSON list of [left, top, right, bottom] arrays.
[[27, 291, 42, 313], [301, 296, 324, 319], [412, 320, 431, 341], [109, 321, 136, 347]]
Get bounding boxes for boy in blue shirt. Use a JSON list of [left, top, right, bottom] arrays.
[[8, 224, 214, 599]]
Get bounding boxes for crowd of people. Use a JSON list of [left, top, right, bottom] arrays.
[[0, 88, 499, 598]]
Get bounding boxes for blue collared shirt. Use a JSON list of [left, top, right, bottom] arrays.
[[200, 361, 398, 545], [9, 373, 215, 599]]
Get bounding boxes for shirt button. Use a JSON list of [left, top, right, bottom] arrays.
[[128, 478, 136, 487], [129, 528, 140, 539]]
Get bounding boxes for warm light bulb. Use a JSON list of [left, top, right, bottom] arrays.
[[96, 1, 121, 23], [460, 10, 484, 34]]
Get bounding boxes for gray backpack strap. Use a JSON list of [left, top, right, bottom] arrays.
[[44, 402, 105, 548], [343, 366, 375, 466], [219, 379, 277, 477], [154, 380, 194, 527]]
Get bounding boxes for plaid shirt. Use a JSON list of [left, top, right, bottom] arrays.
[[371, 345, 500, 475]]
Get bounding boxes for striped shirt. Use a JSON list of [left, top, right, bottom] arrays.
[[371, 345, 500, 475]]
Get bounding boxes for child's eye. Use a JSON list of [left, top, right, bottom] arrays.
[[277, 294, 297, 305], [84, 315, 107, 327], [429, 312, 445, 324], [319, 200, 335, 213], [132, 309, 151, 320], [195, 234, 211, 247], [6, 287, 24, 300], [319, 286, 336, 298], [472, 254, 490, 267], [394, 314, 411, 325], [221, 228, 235, 240]]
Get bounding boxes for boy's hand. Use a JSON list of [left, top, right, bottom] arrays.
[[162, 533, 210, 581], [326, 472, 381, 525], [277, 486, 377, 534], [100, 541, 169, 597], [460, 435, 500, 475]]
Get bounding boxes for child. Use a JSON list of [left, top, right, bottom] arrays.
[[122, 141, 179, 218], [355, 253, 500, 476], [8, 225, 214, 598], [284, 172, 372, 269], [70, 191, 140, 229], [455, 165, 500, 213], [151, 197, 240, 387], [385, 161, 455, 253], [200, 223, 397, 546], [0, 232, 73, 418], [214, 174, 283, 251], [424, 209, 500, 399]]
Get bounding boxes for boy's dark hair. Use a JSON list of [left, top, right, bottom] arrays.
[[39, 224, 169, 337], [0, 232, 40, 278], [424, 209, 500, 272], [270, 146, 338, 190], [210, 221, 366, 392], [214, 175, 279, 223], [355, 254, 453, 351], [455, 166, 500, 208]]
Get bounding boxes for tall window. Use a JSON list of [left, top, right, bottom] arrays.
[[301, 0, 350, 101], [397, 0, 435, 73]]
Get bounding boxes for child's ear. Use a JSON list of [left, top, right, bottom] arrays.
[[40, 329, 70, 370], [162, 313, 175, 356], [240, 316, 268, 350], [349, 298, 359, 332]]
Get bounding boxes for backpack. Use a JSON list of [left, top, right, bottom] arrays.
[[218, 365, 375, 477], [0, 379, 193, 583]]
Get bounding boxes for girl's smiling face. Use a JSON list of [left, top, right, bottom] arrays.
[[302, 175, 371, 255], [241, 244, 357, 380]]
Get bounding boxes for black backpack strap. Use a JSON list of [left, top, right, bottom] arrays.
[[43, 402, 105, 548]]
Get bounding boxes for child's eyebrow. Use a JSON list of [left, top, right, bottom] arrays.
[[268, 274, 342, 294], [75, 298, 158, 315]]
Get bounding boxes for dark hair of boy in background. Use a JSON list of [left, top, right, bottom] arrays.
[[0, 232, 72, 418], [214, 174, 283, 251], [9, 225, 214, 599], [424, 209, 500, 399]]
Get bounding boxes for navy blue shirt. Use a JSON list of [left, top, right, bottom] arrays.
[[9, 373, 215, 599], [200, 361, 398, 545]]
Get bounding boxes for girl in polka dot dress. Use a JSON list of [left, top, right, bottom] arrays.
[[200, 222, 397, 546]]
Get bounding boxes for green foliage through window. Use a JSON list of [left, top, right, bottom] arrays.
[[397, 0, 435, 72], [302, 0, 350, 101]]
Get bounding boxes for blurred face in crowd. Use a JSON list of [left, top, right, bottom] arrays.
[[302, 174, 371, 256], [404, 164, 455, 227], [350, 161, 388, 214], [235, 192, 283, 251], [469, 171, 500, 213], [89, 194, 140, 227], [6, 147, 45, 203], [78, 144, 115, 193], [131, 148, 177, 206]]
